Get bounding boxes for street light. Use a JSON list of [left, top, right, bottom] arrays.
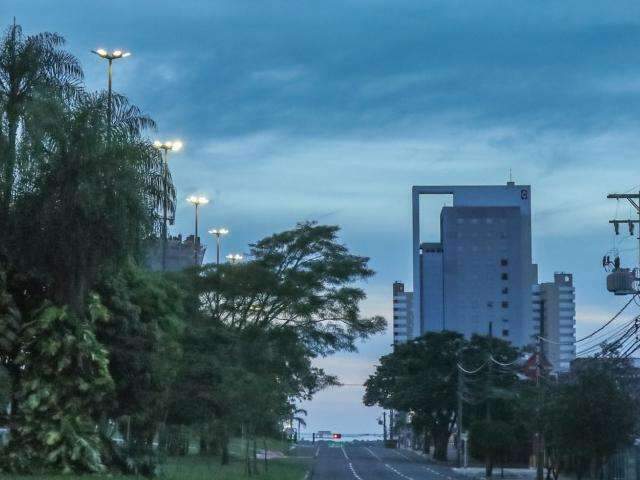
[[154, 140, 183, 271], [208, 228, 229, 265], [226, 253, 243, 264], [187, 196, 209, 265], [92, 48, 131, 133]]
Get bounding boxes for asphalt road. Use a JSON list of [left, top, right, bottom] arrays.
[[308, 442, 465, 480]]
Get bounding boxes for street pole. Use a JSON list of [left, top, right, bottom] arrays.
[[383, 411, 387, 442], [457, 368, 463, 467], [194, 203, 199, 266], [536, 301, 545, 480], [107, 58, 112, 134], [162, 149, 168, 271], [216, 235, 220, 265], [92, 49, 130, 140]]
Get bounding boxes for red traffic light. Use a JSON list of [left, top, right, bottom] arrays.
[[332, 433, 342, 439]]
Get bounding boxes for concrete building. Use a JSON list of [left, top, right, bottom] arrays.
[[412, 183, 537, 346], [146, 234, 207, 272], [393, 281, 414, 344], [532, 273, 576, 372]]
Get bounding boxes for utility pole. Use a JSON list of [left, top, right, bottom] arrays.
[[457, 367, 463, 467], [535, 300, 545, 480], [383, 411, 387, 442], [607, 193, 640, 269], [486, 321, 493, 423]]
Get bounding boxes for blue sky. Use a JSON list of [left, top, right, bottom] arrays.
[[5, 0, 640, 435]]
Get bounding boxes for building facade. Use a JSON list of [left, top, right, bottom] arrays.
[[412, 183, 537, 346], [146, 234, 207, 272], [532, 273, 576, 372], [393, 281, 414, 344]]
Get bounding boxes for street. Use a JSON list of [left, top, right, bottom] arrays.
[[304, 442, 464, 480]]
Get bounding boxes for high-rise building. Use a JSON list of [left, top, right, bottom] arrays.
[[411, 182, 538, 346], [393, 281, 414, 345], [532, 273, 576, 372]]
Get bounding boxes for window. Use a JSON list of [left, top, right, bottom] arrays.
[[487, 301, 494, 308], [502, 329, 509, 337], [500, 258, 508, 266], [502, 318, 509, 323], [502, 287, 509, 294], [501, 273, 508, 280], [501, 301, 509, 308]]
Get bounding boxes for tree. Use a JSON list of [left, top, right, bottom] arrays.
[[2, 296, 114, 474], [0, 21, 82, 212], [364, 331, 465, 460], [542, 359, 636, 480]]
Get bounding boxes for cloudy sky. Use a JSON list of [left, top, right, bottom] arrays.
[[5, 0, 640, 435]]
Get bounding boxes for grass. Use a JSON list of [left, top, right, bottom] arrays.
[[0, 449, 311, 480]]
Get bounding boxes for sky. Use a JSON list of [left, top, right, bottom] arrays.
[[5, 0, 640, 436]]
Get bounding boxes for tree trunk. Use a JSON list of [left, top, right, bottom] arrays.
[[433, 429, 450, 461]]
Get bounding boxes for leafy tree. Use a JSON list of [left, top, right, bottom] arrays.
[[364, 331, 465, 460], [2, 297, 114, 474], [542, 359, 636, 480], [96, 263, 185, 450], [469, 419, 514, 477]]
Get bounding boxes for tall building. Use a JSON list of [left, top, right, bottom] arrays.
[[532, 273, 576, 372], [412, 182, 538, 346], [393, 282, 414, 344]]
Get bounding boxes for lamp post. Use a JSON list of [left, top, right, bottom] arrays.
[[187, 196, 209, 265], [91, 49, 131, 133], [154, 140, 183, 271], [226, 253, 243, 264], [208, 228, 229, 265]]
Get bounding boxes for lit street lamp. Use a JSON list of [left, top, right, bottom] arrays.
[[154, 140, 183, 271], [91, 48, 131, 132], [208, 228, 229, 265], [226, 253, 243, 264], [187, 195, 209, 265]]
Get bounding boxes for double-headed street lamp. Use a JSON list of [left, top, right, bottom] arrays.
[[91, 48, 131, 132], [226, 253, 243, 264], [154, 140, 183, 271], [187, 196, 209, 265], [209, 228, 229, 265]]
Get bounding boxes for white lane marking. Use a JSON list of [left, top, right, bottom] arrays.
[[315, 446, 320, 457], [341, 445, 350, 460], [365, 447, 381, 460], [393, 449, 411, 460], [349, 462, 364, 480], [385, 463, 415, 480], [303, 471, 310, 480]]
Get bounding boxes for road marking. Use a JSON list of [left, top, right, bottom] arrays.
[[365, 447, 381, 460], [385, 463, 415, 480], [341, 445, 350, 460], [303, 471, 310, 480], [315, 446, 320, 457], [348, 462, 364, 480], [393, 449, 411, 460]]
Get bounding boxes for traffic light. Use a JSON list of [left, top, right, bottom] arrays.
[[332, 433, 342, 439]]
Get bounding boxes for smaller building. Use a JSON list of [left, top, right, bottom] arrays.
[[532, 273, 576, 372], [146, 234, 207, 272], [393, 282, 414, 345]]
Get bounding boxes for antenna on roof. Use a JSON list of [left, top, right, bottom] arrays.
[[507, 168, 515, 186]]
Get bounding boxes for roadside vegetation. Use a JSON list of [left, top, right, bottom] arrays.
[[364, 331, 636, 479], [0, 21, 385, 477]]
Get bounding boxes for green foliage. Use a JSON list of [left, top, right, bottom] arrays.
[[542, 359, 636, 479], [469, 419, 514, 475], [96, 263, 185, 445], [364, 331, 520, 461], [3, 298, 114, 474]]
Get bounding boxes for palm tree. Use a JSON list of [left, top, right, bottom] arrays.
[[0, 20, 82, 213], [12, 91, 171, 313]]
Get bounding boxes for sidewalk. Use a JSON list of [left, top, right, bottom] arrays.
[[453, 467, 536, 480]]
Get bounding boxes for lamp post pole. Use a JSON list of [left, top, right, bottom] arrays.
[[209, 228, 229, 265], [154, 141, 183, 271], [188, 196, 209, 266], [91, 49, 130, 136]]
